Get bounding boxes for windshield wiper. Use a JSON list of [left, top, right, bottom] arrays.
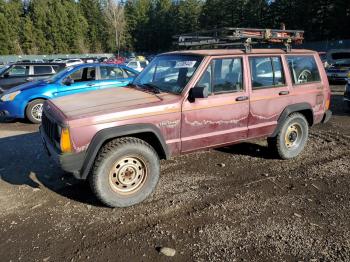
[[142, 83, 162, 94]]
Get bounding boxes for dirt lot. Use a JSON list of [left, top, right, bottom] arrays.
[[0, 85, 349, 262]]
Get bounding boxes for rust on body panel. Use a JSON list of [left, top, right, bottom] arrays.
[[44, 49, 331, 159]]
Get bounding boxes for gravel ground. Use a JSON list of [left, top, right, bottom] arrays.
[[0, 85, 349, 262]]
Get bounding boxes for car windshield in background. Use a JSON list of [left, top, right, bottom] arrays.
[[133, 55, 203, 94]]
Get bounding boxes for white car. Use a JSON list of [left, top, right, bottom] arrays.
[[65, 59, 84, 67], [126, 60, 149, 72]]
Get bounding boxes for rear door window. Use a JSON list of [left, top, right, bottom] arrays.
[[100, 66, 126, 79], [33, 66, 53, 75], [249, 57, 285, 89], [286, 55, 321, 84]]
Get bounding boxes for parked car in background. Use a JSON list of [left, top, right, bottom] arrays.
[[40, 49, 331, 207], [345, 72, 350, 108], [0, 63, 66, 95], [326, 59, 350, 83], [65, 59, 84, 67], [0, 63, 138, 123], [126, 59, 149, 72], [105, 57, 125, 65]]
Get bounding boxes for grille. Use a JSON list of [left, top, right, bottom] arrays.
[[42, 112, 59, 144]]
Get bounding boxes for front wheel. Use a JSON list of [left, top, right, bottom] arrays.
[[26, 99, 44, 124], [268, 113, 309, 159], [89, 137, 160, 208]]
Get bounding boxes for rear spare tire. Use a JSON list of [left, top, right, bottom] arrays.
[[89, 137, 160, 207]]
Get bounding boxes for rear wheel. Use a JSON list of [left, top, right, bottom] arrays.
[[268, 113, 309, 159], [89, 137, 160, 208], [26, 99, 44, 124]]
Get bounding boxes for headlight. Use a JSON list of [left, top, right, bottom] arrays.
[[0, 91, 21, 102]]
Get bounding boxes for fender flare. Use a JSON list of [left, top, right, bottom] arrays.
[[80, 124, 169, 179], [270, 102, 314, 138]]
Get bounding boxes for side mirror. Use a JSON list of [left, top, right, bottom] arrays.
[[3, 73, 9, 78], [188, 85, 209, 103], [63, 77, 74, 86]]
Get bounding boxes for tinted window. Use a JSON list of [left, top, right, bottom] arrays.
[[7, 65, 29, 76], [287, 56, 321, 84], [250, 57, 285, 89], [67, 67, 96, 82], [100, 66, 125, 79], [212, 58, 243, 93], [34, 66, 52, 75]]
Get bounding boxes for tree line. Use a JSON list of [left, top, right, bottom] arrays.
[[0, 0, 349, 55]]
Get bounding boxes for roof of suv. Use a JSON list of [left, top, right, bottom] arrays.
[[164, 49, 316, 56]]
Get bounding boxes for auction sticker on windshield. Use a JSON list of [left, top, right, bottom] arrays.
[[175, 61, 197, 68]]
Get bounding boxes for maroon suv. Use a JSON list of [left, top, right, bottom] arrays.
[[40, 49, 332, 207]]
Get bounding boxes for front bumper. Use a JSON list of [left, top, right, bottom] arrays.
[[0, 100, 24, 119], [321, 110, 332, 124], [40, 127, 86, 179]]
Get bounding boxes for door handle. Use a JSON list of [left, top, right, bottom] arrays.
[[236, 96, 249, 101], [26, 77, 34, 81], [87, 83, 95, 87], [279, 91, 289, 96]]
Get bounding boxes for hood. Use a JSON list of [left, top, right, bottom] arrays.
[[50, 86, 179, 123], [1, 80, 47, 94]]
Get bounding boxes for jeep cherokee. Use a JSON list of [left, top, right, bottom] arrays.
[[40, 49, 332, 207]]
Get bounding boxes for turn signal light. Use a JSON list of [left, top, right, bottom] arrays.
[[325, 98, 330, 110], [60, 128, 72, 153]]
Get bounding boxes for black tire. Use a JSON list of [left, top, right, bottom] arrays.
[[89, 137, 160, 208], [26, 99, 45, 124], [268, 113, 309, 160]]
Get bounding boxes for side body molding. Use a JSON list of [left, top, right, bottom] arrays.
[[270, 102, 314, 138], [79, 124, 169, 179]]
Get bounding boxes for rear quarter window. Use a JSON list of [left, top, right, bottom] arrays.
[[286, 55, 321, 85]]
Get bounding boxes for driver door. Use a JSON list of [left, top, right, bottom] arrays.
[[56, 66, 98, 97], [181, 57, 250, 152]]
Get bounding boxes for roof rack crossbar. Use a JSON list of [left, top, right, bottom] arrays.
[[174, 27, 304, 52]]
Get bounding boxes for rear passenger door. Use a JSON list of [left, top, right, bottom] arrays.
[[247, 55, 291, 138], [181, 57, 250, 152]]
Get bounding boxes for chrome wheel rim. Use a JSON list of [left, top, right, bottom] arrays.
[[109, 156, 147, 194], [31, 103, 43, 122], [285, 123, 303, 149]]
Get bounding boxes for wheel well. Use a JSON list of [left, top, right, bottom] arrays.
[[24, 97, 47, 114], [102, 132, 167, 160], [296, 109, 314, 126]]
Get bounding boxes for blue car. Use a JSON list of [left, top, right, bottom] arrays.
[[0, 63, 138, 123]]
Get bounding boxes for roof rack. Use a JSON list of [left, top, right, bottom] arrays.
[[174, 27, 304, 52]]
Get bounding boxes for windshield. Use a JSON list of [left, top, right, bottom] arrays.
[[133, 55, 203, 94], [45, 66, 74, 83]]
